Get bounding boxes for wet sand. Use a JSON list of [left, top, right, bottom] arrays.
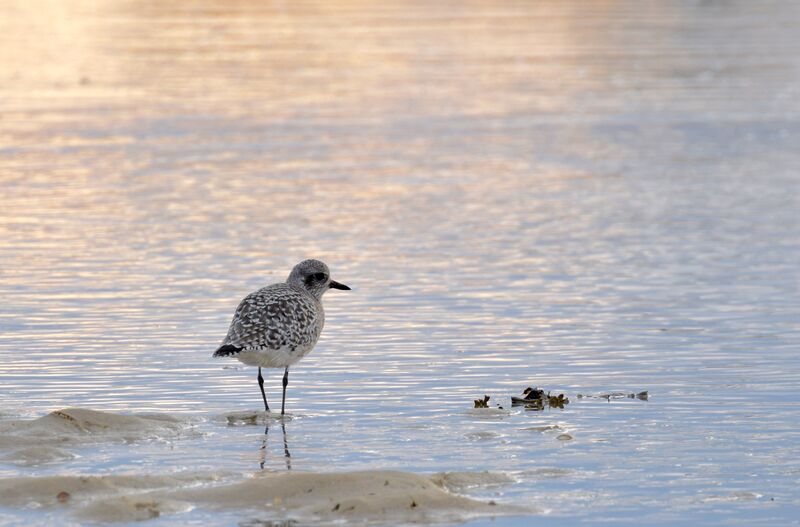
[[0, 408, 520, 524]]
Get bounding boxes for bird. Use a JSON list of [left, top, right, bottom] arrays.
[[213, 259, 350, 415]]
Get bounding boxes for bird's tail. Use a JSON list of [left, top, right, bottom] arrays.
[[213, 344, 242, 357]]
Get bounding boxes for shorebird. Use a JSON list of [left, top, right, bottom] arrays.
[[213, 259, 350, 415]]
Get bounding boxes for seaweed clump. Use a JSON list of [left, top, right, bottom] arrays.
[[473, 395, 491, 408], [511, 387, 569, 410]]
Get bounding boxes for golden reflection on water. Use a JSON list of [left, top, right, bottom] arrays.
[[1, 0, 667, 122]]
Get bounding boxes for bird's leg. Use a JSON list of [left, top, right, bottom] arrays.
[[281, 366, 289, 415], [281, 419, 291, 470], [259, 425, 268, 468], [258, 367, 270, 413]]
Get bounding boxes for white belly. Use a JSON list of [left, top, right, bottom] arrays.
[[235, 346, 312, 368]]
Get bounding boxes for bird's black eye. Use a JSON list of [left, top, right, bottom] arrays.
[[314, 272, 327, 281]]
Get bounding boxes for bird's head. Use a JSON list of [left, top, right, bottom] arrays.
[[287, 259, 351, 299]]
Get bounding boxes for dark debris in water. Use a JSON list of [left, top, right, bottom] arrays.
[[577, 391, 649, 401], [511, 387, 569, 410], [473, 395, 491, 408], [517, 387, 545, 400], [473, 387, 649, 411], [472, 395, 505, 410]]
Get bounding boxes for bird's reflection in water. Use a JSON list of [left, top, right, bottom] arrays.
[[260, 419, 291, 471]]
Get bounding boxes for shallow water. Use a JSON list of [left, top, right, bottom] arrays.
[[1, 0, 799, 524]]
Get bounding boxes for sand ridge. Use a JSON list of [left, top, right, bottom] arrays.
[[0, 408, 188, 448], [0, 409, 530, 523], [431, 471, 515, 491], [0, 473, 225, 509], [0, 408, 197, 467], [172, 469, 520, 523], [0, 470, 527, 523]]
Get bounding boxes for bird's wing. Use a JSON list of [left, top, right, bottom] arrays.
[[218, 285, 322, 352]]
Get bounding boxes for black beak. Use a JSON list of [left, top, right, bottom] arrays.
[[329, 280, 351, 290]]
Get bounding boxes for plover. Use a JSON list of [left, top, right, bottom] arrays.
[[213, 259, 350, 415]]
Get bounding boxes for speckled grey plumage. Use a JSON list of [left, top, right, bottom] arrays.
[[213, 259, 349, 369], [216, 283, 324, 367]]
